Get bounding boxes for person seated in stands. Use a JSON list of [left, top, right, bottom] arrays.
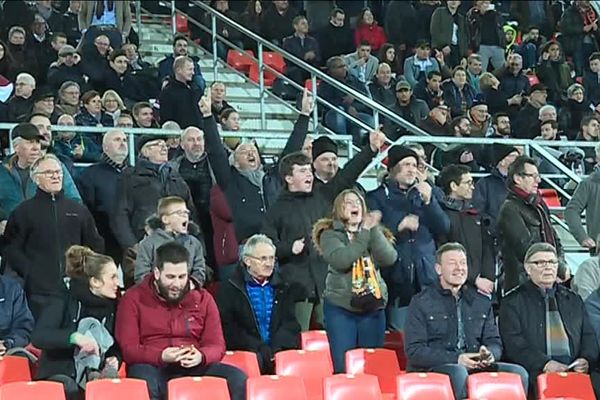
[[466, 54, 483, 94], [480, 72, 524, 117], [442, 66, 477, 118], [116, 241, 247, 400], [47, 44, 86, 92], [122, 43, 153, 73], [157, 34, 206, 95], [217, 234, 300, 374], [75, 90, 114, 130], [575, 115, 600, 174], [61, 0, 82, 46], [419, 103, 450, 136], [0, 274, 34, 354], [260, 0, 299, 46], [132, 101, 158, 129], [384, 80, 430, 140], [344, 41, 379, 85], [210, 81, 234, 122], [6, 26, 38, 83], [135, 196, 206, 285], [491, 112, 513, 138], [32, 246, 120, 400], [403, 40, 448, 89], [558, 83, 594, 140], [311, 136, 339, 188], [56, 81, 81, 117], [79, 0, 131, 50], [513, 84, 549, 139], [413, 70, 444, 110], [466, 99, 493, 137], [53, 114, 101, 163], [431, 116, 481, 172], [31, 87, 62, 124], [368, 62, 396, 111], [405, 242, 529, 400], [101, 90, 126, 124], [80, 35, 112, 91], [7, 73, 35, 122], [498, 53, 530, 105], [101, 49, 145, 107], [585, 52, 600, 106], [282, 15, 320, 84], [116, 112, 134, 128], [537, 41, 573, 105], [500, 242, 599, 397]]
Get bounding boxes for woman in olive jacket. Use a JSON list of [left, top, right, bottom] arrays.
[[313, 189, 397, 373]]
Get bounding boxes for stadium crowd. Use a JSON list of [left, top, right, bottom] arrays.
[[2, 0, 600, 399]]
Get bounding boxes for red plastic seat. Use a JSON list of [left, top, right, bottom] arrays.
[[384, 331, 407, 370], [249, 51, 286, 86], [324, 374, 383, 400], [304, 79, 321, 92], [221, 350, 261, 378], [275, 349, 333, 400], [0, 381, 65, 399], [168, 376, 230, 400], [247, 375, 308, 400], [85, 378, 150, 400], [467, 372, 526, 400], [175, 14, 189, 33], [538, 372, 595, 400], [0, 355, 32, 384], [301, 330, 330, 352], [396, 373, 455, 400], [539, 188, 561, 209], [226, 50, 255, 73], [345, 348, 401, 396]]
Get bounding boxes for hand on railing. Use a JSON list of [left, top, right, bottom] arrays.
[[198, 90, 212, 118], [300, 88, 314, 116], [369, 127, 387, 153]]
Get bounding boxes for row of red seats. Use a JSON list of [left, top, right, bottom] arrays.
[[226, 49, 286, 87]]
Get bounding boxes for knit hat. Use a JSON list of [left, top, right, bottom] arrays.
[[312, 136, 338, 160], [387, 146, 419, 170], [491, 143, 519, 166]]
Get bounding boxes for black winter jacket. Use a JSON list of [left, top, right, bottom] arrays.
[[472, 168, 508, 237], [159, 78, 204, 128]]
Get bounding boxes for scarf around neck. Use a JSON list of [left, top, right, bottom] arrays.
[[237, 167, 265, 190], [510, 186, 557, 247]]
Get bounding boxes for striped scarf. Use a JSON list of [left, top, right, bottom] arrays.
[[545, 289, 571, 363]]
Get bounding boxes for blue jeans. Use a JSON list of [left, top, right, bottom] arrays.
[[323, 300, 386, 373], [127, 362, 247, 400], [431, 362, 529, 400], [324, 109, 374, 146]]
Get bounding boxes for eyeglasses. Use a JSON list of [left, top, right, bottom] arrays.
[[167, 210, 190, 217], [459, 179, 474, 186], [36, 169, 63, 177], [246, 255, 277, 264], [527, 259, 559, 268]]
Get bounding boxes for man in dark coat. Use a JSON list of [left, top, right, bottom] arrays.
[[315, 7, 355, 66], [157, 34, 205, 94], [217, 234, 300, 374], [499, 242, 600, 397], [159, 55, 204, 128], [0, 275, 34, 352], [262, 130, 386, 331], [47, 45, 86, 92], [282, 15, 320, 84]]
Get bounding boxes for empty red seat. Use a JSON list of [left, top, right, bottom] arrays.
[[324, 374, 383, 400], [0, 355, 32, 384], [247, 375, 308, 400], [249, 51, 286, 86], [396, 373, 455, 400], [384, 331, 407, 370], [227, 50, 255, 73], [467, 372, 526, 400], [345, 348, 401, 396], [275, 349, 333, 400], [538, 372, 595, 400], [304, 79, 321, 92], [175, 14, 189, 33], [85, 378, 150, 400], [0, 381, 65, 399], [221, 351, 261, 378], [301, 330, 330, 352], [168, 376, 230, 400], [539, 188, 561, 209]]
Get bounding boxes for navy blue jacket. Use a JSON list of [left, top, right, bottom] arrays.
[[282, 34, 321, 66], [441, 80, 477, 117], [0, 276, 34, 349], [498, 69, 530, 99], [405, 282, 502, 370], [472, 168, 508, 237], [318, 72, 371, 114]]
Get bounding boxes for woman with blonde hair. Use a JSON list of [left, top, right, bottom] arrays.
[[101, 90, 126, 125], [313, 188, 397, 373]]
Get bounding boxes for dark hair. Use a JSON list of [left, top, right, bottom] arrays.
[[357, 7, 375, 26], [0, 40, 15, 66], [492, 112, 510, 126], [378, 43, 395, 63], [438, 164, 471, 195], [427, 70, 442, 80], [132, 101, 152, 116], [540, 119, 558, 130], [581, 115, 598, 129], [528, 25, 540, 32], [436, 242, 467, 264], [65, 245, 114, 280], [220, 107, 238, 121], [172, 34, 188, 47], [28, 112, 51, 122], [452, 66, 467, 77], [358, 40, 371, 48], [244, 0, 262, 16], [155, 241, 189, 271], [109, 49, 127, 62], [330, 7, 345, 18], [293, 15, 307, 26], [590, 52, 600, 63], [450, 116, 468, 132], [279, 151, 312, 178], [81, 90, 100, 104], [507, 155, 537, 185], [51, 32, 67, 42]]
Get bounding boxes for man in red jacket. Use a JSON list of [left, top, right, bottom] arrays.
[[115, 241, 246, 400]]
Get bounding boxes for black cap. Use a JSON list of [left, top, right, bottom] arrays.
[[528, 83, 548, 95], [470, 97, 487, 109], [387, 146, 419, 170], [491, 143, 519, 166], [11, 122, 44, 141], [32, 87, 54, 103], [136, 135, 168, 153], [312, 136, 338, 160]]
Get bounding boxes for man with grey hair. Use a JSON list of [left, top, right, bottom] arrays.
[[160, 55, 204, 129], [514, 83, 548, 139], [216, 233, 301, 373], [3, 153, 103, 319], [56, 81, 81, 116], [499, 242, 600, 397], [7, 73, 36, 122]]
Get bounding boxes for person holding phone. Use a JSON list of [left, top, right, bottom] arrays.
[[405, 242, 528, 400]]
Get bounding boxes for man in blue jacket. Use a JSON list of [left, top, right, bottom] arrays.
[[367, 146, 450, 329], [0, 275, 34, 352]]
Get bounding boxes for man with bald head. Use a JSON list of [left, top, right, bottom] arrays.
[[78, 129, 129, 264]]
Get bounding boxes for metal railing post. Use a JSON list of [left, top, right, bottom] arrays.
[[373, 110, 380, 129], [128, 133, 136, 167], [211, 14, 218, 79], [171, 1, 176, 36], [311, 75, 318, 133], [135, 0, 142, 39], [258, 42, 266, 130]]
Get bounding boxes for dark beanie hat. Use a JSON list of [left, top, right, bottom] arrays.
[[387, 146, 419, 170], [312, 136, 338, 160], [491, 143, 518, 166]]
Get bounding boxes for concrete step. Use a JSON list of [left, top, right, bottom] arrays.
[[240, 118, 295, 131], [230, 101, 296, 117]]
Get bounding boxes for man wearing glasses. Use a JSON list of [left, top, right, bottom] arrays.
[[497, 156, 568, 294], [499, 242, 599, 397]]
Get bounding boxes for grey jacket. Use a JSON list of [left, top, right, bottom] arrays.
[[344, 53, 380, 83], [316, 220, 397, 312], [74, 317, 114, 388], [565, 171, 600, 245], [573, 256, 600, 301], [134, 228, 206, 284]]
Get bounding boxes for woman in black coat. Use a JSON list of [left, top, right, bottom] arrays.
[[32, 245, 121, 400]]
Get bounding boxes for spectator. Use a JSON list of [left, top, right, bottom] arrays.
[[368, 62, 396, 110], [135, 196, 206, 285], [405, 242, 528, 400], [30, 87, 61, 123], [574, 246, 600, 301], [414, 0, 441, 43], [431, 116, 481, 172], [263, 132, 386, 331], [575, 115, 600, 174], [101, 49, 144, 106], [157, 35, 206, 95], [314, 189, 396, 373], [513, 84, 548, 138], [7, 72, 35, 122], [354, 7, 387, 53], [442, 66, 477, 118], [466, 0, 506, 72], [132, 101, 158, 129], [560, 0, 600, 77], [0, 275, 33, 354], [499, 242, 599, 397], [497, 156, 567, 293], [378, 43, 401, 76], [491, 112, 512, 137], [413, 70, 444, 109], [510, 1, 555, 39], [467, 99, 493, 137], [384, 1, 418, 66], [316, 7, 354, 66], [207, 0, 244, 60], [75, 91, 114, 145], [47, 44, 85, 92], [518, 25, 547, 70], [218, 108, 241, 150], [403, 40, 447, 89], [385, 80, 430, 140], [6, 26, 38, 80], [29, 112, 77, 178], [480, 72, 522, 116], [80, 34, 111, 90], [282, 15, 320, 84], [344, 41, 379, 84], [115, 112, 134, 128], [78, 129, 128, 265], [56, 81, 80, 116], [122, 43, 150, 72], [437, 165, 496, 294], [101, 89, 125, 124], [473, 144, 519, 237], [28, 13, 55, 83], [466, 54, 483, 94], [260, 0, 298, 46], [311, 136, 338, 188], [537, 41, 573, 105], [559, 83, 595, 140], [159, 56, 203, 129], [367, 146, 449, 329], [115, 242, 247, 400], [239, 0, 263, 51], [79, 0, 131, 50], [0, 40, 17, 81], [210, 81, 234, 122], [53, 114, 100, 164], [62, 0, 82, 46], [33, 0, 64, 34], [31, 245, 120, 400], [217, 234, 301, 374], [419, 103, 450, 136], [3, 153, 103, 319], [497, 53, 530, 112], [586, 52, 600, 106], [430, 0, 469, 68]]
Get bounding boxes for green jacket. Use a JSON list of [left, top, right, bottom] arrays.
[[316, 220, 397, 312], [565, 171, 600, 245], [430, 6, 469, 59]]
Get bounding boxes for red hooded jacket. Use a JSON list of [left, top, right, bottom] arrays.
[[115, 274, 225, 366]]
